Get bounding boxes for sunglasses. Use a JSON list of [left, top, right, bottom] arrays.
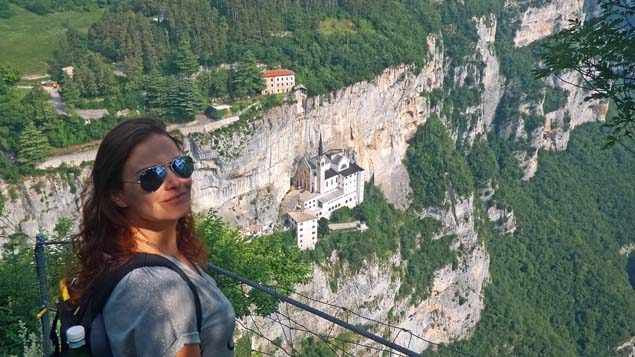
[[123, 155, 195, 192]]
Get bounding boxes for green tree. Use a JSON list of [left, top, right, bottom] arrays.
[[535, 0, 635, 148], [60, 74, 81, 109], [0, 89, 26, 152], [17, 122, 51, 166], [317, 217, 329, 237], [145, 71, 168, 117], [74, 52, 116, 98], [0, 65, 21, 86], [232, 51, 265, 98], [0, 0, 15, 18], [173, 38, 199, 76], [0, 233, 40, 355], [166, 78, 202, 121], [21, 87, 56, 127], [197, 211, 311, 318], [405, 115, 474, 209], [195, 69, 229, 99]]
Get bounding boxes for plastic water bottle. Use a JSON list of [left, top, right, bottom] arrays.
[[66, 325, 90, 356]]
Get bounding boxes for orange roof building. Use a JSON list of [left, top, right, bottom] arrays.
[[262, 69, 296, 95]]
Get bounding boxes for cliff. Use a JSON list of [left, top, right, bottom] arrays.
[[248, 195, 489, 353], [191, 34, 443, 223]]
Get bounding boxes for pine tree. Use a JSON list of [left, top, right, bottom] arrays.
[[21, 87, 56, 128], [17, 122, 51, 166], [60, 73, 81, 109], [167, 78, 202, 121], [173, 38, 199, 76], [232, 50, 265, 98], [145, 71, 168, 118]]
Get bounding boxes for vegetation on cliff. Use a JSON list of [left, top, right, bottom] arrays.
[[431, 124, 635, 356]]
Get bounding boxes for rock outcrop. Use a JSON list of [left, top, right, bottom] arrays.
[[247, 195, 489, 353], [513, 0, 585, 47], [192, 34, 444, 223]]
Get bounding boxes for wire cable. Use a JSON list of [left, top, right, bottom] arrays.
[[208, 262, 423, 357]]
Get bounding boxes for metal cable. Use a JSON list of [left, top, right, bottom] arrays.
[[208, 263, 422, 356]]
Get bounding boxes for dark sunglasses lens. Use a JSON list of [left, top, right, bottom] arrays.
[[139, 166, 166, 192], [172, 156, 194, 178]]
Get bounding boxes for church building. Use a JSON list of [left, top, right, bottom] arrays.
[[287, 136, 365, 249]]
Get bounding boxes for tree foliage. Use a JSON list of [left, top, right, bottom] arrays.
[[0, 65, 21, 86], [433, 124, 635, 356], [535, 0, 635, 148], [16, 121, 51, 166], [231, 50, 264, 98], [197, 211, 311, 318], [173, 38, 199, 76], [406, 115, 474, 209]]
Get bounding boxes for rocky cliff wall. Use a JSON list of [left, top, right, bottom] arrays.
[[513, 0, 585, 47], [247, 196, 489, 354], [191, 34, 444, 224]]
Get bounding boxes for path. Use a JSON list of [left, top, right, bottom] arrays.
[[42, 87, 67, 115], [21, 74, 49, 81], [39, 114, 240, 169], [328, 221, 368, 232]]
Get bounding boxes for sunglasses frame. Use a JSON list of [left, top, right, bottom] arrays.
[[122, 155, 194, 192]]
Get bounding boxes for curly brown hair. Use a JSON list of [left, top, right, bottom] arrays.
[[70, 118, 207, 301]]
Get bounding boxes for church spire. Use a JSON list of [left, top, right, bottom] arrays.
[[318, 133, 323, 157]]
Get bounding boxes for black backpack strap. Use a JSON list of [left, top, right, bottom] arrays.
[[87, 253, 203, 333], [49, 309, 61, 356]]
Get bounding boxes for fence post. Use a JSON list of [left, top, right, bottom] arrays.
[[34, 233, 52, 357]]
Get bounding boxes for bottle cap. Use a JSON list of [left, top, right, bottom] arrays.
[[66, 325, 85, 344]]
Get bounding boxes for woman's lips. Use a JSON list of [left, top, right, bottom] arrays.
[[163, 191, 188, 203]]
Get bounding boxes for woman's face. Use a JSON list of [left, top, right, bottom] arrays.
[[112, 134, 192, 227]]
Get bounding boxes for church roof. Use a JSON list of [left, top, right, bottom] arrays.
[[305, 157, 316, 169], [325, 168, 338, 179], [339, 162, 364, 177], [331, 155, 345, 165]]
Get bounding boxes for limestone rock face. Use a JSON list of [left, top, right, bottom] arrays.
[[0, 169, 87, 240], [513, 0, 585, 47], [247, 196, 489, 353], [461, 15, 505, 145], [536, 72, 608, 152], [191, 34, 444, 223], [506, 72, 608, 180]]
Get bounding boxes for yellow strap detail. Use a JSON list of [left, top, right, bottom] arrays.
[[59, 278, 70, 301], [36, 307, 48, 320]]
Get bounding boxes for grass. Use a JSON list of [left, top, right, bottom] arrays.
[[0, 5, 105, 76], [318, 18, 356, 36]]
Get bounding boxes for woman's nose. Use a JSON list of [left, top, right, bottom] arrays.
[[164, 166, 189, 189]]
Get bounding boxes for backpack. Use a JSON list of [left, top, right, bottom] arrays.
[[50, 253, 202, 356]]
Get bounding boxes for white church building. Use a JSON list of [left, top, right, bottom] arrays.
[[286, 136, 365, 250]]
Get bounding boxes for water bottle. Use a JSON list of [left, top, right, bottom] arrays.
[[66, 325, 90, 356]]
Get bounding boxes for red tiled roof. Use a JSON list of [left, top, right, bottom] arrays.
[[263, 69, 295, 78]]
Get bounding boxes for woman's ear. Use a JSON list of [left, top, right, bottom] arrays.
[[111, 191, 128, 208]]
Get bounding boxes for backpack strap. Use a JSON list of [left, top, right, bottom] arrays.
[[86, 253, 203, 333]]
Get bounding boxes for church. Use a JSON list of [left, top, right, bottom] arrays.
[[287, 136, 365, 249]]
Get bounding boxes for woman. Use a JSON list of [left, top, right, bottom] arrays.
[[71, 118, 235, 356]]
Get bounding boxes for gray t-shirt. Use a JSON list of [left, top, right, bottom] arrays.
[[103, 256, 236, 357]]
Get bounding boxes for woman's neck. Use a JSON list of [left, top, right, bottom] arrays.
[[131, 224, 179, 257]]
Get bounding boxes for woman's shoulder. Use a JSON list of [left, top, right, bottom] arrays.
[[105, 266, 194, 308]]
